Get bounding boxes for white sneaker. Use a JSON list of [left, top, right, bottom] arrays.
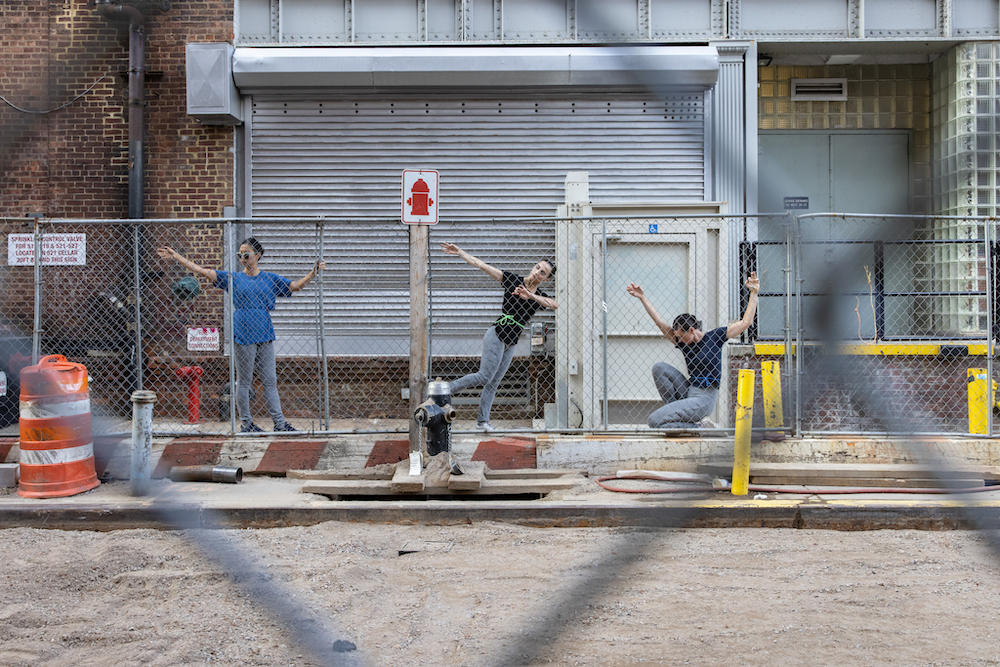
[[697, 418, 717, 429], [477, 422, 494, 433]]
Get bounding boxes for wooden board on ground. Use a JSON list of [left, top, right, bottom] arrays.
[[299, 456, 587, 498], [699, 462, 997, 487]]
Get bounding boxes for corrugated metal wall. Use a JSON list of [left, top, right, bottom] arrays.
[[246, 90, 707, 350]]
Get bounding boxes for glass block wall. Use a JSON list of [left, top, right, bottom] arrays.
[[759, 63, 933, 213], [932, 44, 997, 334]]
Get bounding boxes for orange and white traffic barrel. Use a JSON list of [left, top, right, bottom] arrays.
[[17, 354, 100, 498]]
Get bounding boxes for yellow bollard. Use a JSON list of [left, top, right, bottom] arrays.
[[761, 360, 783, 428], [968, 368, 996, 435], [732, 369, 755, 496]]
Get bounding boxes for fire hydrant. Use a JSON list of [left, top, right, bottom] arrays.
[[406, 178, 433, 216], [175, 366, 204, 424], [413, 379, 456, 458]]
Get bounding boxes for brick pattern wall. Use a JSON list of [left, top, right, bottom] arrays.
[[1, 1, 235, 414], [1, 0, 235, 219]]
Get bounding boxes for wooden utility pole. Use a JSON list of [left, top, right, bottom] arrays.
[[409, 224, 429, 456]]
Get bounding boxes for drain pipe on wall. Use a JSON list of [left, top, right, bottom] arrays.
[[96, 0, 148, 391], [95, 0, 146, 219]]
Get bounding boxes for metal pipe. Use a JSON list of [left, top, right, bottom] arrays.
[[130, 390, 157, 496], [95, 0, 145, 219], [169, 465, 244, 484], [316, 220, 330, 430], [31, 217, 43, 364]]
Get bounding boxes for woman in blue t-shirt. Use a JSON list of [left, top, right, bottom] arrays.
[[440, 242, 558, 432], [626, 271, 759, 429], [157, 238, 324, 433]]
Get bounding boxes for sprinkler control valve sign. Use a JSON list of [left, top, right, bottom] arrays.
[[187, 327, 220, 352], [7, 233, 86, 266], [401, 169, 439, 224]]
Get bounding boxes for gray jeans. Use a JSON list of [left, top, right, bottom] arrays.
[[449, 326, 516, 425], [234, 340, 286, 428], [647, 362, 718, 428]]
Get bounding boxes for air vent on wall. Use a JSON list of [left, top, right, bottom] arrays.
[[791, 78, 848, 101]]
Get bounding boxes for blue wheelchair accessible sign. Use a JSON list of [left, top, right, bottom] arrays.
[[648, 224, 658, 233]]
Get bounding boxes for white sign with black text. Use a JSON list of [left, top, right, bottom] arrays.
[[7, 233, 87, 266]]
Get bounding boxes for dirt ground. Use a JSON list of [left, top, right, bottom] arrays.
[[1, 521, 1000, 667]]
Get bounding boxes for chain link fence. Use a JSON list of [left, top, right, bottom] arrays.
[[0, 214, 996, 437], [779, 213, 996, 435]]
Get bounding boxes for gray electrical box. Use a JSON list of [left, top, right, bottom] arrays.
[[186, 43, 242, 125]]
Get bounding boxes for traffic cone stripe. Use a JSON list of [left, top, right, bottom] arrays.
[[20, 396, 91, 419], [20, 442, 95, 466]]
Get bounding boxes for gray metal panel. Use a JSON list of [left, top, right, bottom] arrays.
[[865, 0, 939, 37], [732, 0, 851, 38], [248, 94, 706, 218], [232, 46, 720, 91], [186, 43, 243, 124], [954, 0, 1000, 36], [248, 91, 706, 342]]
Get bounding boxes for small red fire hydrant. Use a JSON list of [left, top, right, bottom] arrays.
[[175, 366, 204, 424], [406, 178, 433, 216]]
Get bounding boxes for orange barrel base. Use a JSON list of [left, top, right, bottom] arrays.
[[18, 354, 100, 499]]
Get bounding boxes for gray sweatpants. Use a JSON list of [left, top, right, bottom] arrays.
[[449, 326, 516, 426], [234, 340, 287, 428], [646, 361, 718, 428]]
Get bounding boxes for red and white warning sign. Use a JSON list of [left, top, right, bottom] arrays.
[[401, 169, 439, 224]]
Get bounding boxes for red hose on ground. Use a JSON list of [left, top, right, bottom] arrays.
[[594, 473, 1000, 495]]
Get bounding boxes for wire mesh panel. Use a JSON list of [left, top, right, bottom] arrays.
[[793, 214, 995, 434], [2, 214, 996, 438], [427, 219, 557, 431], [589, 215, 775, 432]]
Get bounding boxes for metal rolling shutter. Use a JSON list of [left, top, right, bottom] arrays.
[[247, 90, 706, 350]]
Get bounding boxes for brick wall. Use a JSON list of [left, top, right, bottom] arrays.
[[1, 1, 234, 413], [1, 0, 234, 219]]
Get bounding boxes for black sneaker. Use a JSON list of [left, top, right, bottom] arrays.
[[240, 422, 264, 433], [274, 422, 298, 432]]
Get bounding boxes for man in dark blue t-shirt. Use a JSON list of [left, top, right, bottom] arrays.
[[626, 272, 759, 428]]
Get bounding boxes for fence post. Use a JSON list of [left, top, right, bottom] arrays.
[[792, 212, 803, 435], [316, 219, 330, 430], [732, 368, 755, 496], [225, 221, 237, 433], [987, 219, 995, 437], [132, 222, 144, 391]]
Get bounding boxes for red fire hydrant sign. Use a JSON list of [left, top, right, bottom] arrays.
[[401, 169, 439, 224]]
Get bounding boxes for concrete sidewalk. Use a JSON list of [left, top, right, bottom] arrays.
[[2, 461, 1000, 532], [4, 426, 1000, 531]]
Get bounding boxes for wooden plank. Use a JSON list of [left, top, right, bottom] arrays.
[[301, 479, 403, 495], [449, 461, 485, 490], [484, 468, 587, 479], [477, 476, 585, 494], [300, 474, 586, 497], [391, 460, 425, 493], [288, 469, 394, 480], [702, 462, 992, 479], [751, 476, 985, 488]]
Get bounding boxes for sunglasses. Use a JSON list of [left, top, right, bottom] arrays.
[[238, 252, 256, 259]]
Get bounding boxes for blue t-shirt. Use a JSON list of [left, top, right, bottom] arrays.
[[214, 270, 292, 345], [676, 326, 728, 388]]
